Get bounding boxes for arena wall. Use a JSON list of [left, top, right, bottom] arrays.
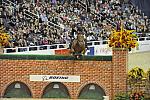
[[0, 49, 128, 99]]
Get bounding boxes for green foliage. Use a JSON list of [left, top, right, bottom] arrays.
[[114, 92, 146, 100], [114, 92, 130, 100], [0, 55, 112, 61], [146, 68, 150, 81], [128, 67, 145, 82], [130, 92, 145, 100]]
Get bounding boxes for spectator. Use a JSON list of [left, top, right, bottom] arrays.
[[1, 0, 150, 48]]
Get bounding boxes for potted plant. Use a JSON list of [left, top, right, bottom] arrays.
[[108, 24, 138, 50], [0, 25, 10, 54], [128, 67, 145, 92]]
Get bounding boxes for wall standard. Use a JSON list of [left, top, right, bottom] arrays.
[[0, 49, 128, 99]]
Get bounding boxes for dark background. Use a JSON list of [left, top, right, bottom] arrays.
[[131, 0, 150, 17]]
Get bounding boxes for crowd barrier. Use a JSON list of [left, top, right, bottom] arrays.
[[3, 41, 109, 55], [3, 37, 150, 55]]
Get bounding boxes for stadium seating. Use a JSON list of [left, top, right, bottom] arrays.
[[1, 0, 150, 48]]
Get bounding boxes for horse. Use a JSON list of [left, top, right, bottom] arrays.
[[71, 33, 86, 58]]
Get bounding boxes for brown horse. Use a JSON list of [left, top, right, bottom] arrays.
[[71, 33, 86, 55]]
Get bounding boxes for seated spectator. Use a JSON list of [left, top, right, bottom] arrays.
[[1, 0, 150, 48]]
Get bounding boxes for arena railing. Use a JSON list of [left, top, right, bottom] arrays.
[[2, 0, 16, 6], [3, 40, 109, 54], [3, 37, 150, 54], [3, 44, 69, 54], [24, 9, 39, 19], [23, 10, 63, 30]]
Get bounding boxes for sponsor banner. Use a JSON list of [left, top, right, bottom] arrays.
[[55, 49, 70, 55], [86, 47, 94, 56], [30, 75, 80, 82], [86, 45, 112, 56], [94, 45, 112, 56]]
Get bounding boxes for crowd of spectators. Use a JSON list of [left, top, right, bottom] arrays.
[[1, 0, 150, 48]]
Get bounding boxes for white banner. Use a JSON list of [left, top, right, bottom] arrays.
[[94, 45, 112, 56], [30, 75, 80, 82]]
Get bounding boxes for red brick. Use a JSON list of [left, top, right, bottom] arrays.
[[0, 49, 127, 100]]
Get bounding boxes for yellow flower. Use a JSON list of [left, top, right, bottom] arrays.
[[0, 30, 10, 47], [108, 24, 138, 49]]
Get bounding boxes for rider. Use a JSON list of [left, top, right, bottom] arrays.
[[71, 27, 87, 59]]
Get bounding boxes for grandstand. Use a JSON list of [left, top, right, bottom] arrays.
[[0, 0, 150, 49], [0, 0, 150, 100]]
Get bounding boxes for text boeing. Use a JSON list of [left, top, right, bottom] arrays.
[[30, 75, 80, 82], [42, 76, 68, 81]]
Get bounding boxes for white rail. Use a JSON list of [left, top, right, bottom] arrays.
[[4, 44, 68, 54], [2, 0, 16, 6]]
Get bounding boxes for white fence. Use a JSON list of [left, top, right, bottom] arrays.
[[3, 37, 150, 55], [3, 44, 68, 55]]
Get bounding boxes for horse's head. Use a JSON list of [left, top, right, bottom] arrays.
[[71, 33, 86, 55], [77, 34, 84, 42]]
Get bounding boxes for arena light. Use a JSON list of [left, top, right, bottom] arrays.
[[53, 84, 59, 89], [89, 85, 95, 90], [14, 83, 21, 89]]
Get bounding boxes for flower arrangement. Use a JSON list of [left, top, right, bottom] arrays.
[[109, 24, 138, 49], [128, 67, 145, 81], [130, 92, 144, 100], [146, 68, 150, 81], [114, 92, 145, 100], [114, 92, 130, 100], [0, 26, 10, 47]]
